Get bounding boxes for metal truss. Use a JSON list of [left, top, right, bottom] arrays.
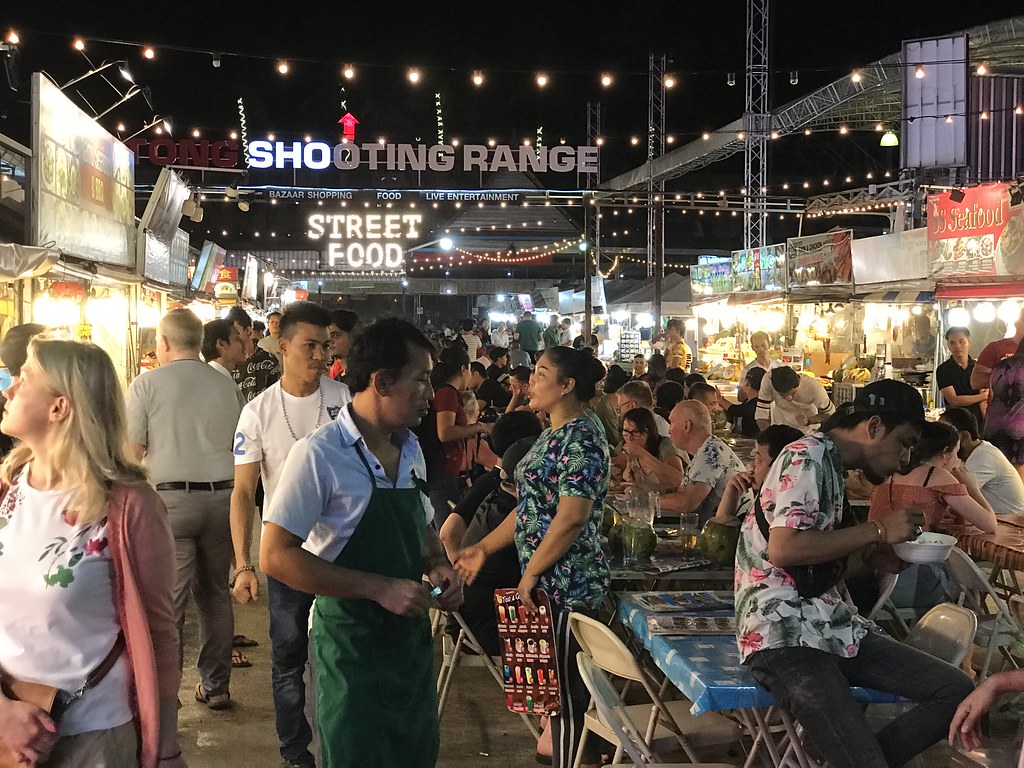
[[744, 0, 770, 248], [803, 178, 915, 216], [647, 54, 667, 277]]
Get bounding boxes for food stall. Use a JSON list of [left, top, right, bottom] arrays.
[[927, 183, 1024, 409]]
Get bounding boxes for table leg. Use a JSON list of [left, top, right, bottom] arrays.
[[777, 709, 820, 768], [748, 707, 784, 768]]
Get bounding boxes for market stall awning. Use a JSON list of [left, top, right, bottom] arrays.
[[0, 243, 58, 279], [853, 290, 935, 303]]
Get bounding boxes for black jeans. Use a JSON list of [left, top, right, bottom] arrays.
[[747, 632, 974, 768]]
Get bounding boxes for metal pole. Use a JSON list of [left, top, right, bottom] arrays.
[[584, 238, 593, 341]]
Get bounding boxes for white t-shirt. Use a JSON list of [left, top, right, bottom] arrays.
[[654, 413, 671, 437], [0, 467, 132, 736], [491, 330, 510, 348], [756, 374, 834, 432], [967, 441, 1024, 515], [233, 378, 351, 509], [265, 403, 432, 562]]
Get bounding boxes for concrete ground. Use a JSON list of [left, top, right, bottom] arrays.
[[175, 569, 1023, 767]]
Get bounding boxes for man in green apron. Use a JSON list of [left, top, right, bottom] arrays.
[[262, 318, 463, 768]]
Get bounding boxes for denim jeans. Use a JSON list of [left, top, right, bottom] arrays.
[[428, 474, 461, 530], [268, 575, 316, 766], [747, 632, 974, 768]]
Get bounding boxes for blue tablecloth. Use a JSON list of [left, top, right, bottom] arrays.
[[617, 592, 900, 715]]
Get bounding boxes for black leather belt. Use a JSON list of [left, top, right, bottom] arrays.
[[155, 480, 234, 492]]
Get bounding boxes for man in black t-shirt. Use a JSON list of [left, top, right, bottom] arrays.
[[936, 327, 987, 428]]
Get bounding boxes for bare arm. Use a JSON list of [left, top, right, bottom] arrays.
[[659, 481, 711, 514], [229, 462, 262, 602], [622, 444, 684, 490], [971, 362, 993, 391], [439, 514, 469, 564], [940, 385, 988, 408], [437, 409, 488, 442], [260, 523, 432, 616]]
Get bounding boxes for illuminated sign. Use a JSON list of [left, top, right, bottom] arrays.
[[249, 141, 598, 174], [306, 213, 422, 272], [125, 138, 239, 168]]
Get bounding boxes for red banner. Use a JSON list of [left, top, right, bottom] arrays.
[[927, 183, 1024, 279], [215, 266, 238, 283]]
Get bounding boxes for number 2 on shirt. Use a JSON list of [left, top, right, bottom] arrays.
[[233, 432, 246, 456]]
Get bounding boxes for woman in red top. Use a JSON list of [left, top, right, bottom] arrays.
[[867, 420, 995, 611], [425, 347, 490, 528]]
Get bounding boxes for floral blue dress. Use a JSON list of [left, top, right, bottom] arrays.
[[514, 413, 610, 610]]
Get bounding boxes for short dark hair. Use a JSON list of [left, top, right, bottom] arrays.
[[329, 309, 360, 334], [745, 366, 767, 391], [252, 320, 266, 333], [225, 306, 252, 329], [604, 364, 631, 394], [267, 311, 282, 320], [461, 319, 474, 332], [683, 372, 707, 393], [543, 347, 606, 401], [509, 365, 532, 383], [687, 382, 717, 402], [202, 319, 235, 361], [756, 425, 804, 461], [664, 368, 688, 385], [345, 318, 433, 394], [489, 410, 543, 456], [940, 406, 981, 441], [647, 353, 667, 377], [0, 323, 47, 376], [279, 301, 332, 340], [633, 354, 645, 361], [488, 346, 508, 361], [945, 326, 970, 341], [665, 318, 684, 333], [470, 361, 487, 377], [770, 366, 801, 394], [654, 380, 684, 413]]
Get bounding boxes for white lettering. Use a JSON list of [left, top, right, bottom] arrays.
[[520, 146, 547, 173], [383, 215, 401, 238], [303, 142, 332, 169], [307, 213, 325, 239], [549, 146, 575, 172], [365, 214, 382, 239], [578, 146, 600, 173], [489, 145, 517, 172], [463, 145, 488, 171], [401, 214, 423, 238], [248, 140, 274, 169], [398, 145, 426, 171], [428, 145, 455, 171], [275, 141, 304, 169]]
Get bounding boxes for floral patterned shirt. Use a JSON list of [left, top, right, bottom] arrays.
[[683, 435, 746, 525], [734, 431, 868, 662], [514, 413, 611, 610]]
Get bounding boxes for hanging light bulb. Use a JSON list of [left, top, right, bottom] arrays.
[[407, 68, 420, 84], [914, 64, 925, 79], [789, 71, 799, 85], [472, 70, 484, 86], [851, 70, 863, 83], [535, 73, 549, 87], [727, 72, 736, 87], [664, 74, 676, 89], [73, 38, 85, 51], [277, 61, 289, 75], [600, 73, 613, 87], [143, 46, 155, 60], [342, 65, 355, 79], [976, 62, 988, 76]]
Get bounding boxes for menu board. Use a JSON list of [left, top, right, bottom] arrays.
[[729, 244, 786, 292], [927, 183, 1024, 279], [691, 256, 733, 296], [495, 588, 560, 716], [31, 73, 135, 267], [786, 231, 853, 288]]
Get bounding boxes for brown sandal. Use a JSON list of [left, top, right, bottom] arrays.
[[231, 649, 252, 668], [194, 682, 231, 710]]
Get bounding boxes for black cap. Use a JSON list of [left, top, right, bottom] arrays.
[[851, 379, 925, 423], [0, 323, 47, 376], [500, 437, 537, 483]]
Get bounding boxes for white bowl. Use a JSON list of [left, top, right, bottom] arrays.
[[893, 532, 957, 564]]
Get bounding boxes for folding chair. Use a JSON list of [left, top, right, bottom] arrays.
[[568, 613, 743, 768], [435, 611, 540, 739], [866, 571, 913, 638], [576, 653, 738, 768], [944, 547, 1023, 680], [903, 603, 977, 666]]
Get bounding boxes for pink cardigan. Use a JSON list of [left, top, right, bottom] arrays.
[[106, 482, 181, 768]]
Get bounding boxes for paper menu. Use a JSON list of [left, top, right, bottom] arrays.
[[495, 588, 560, 716]]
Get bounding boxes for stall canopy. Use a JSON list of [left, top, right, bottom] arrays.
[[853, 289, 935, 303], [607, 273, 693, 315], [0, 243, 58, 278]]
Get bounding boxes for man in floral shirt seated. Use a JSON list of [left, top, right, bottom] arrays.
[[735, 380, 974, 768]]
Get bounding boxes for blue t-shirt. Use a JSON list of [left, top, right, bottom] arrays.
[[514, 414, 610, 610]]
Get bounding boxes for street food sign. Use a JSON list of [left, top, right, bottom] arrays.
[[250, 140, 599, 174], [927, 183, 1024, 279], [306, 212, 422, 272]]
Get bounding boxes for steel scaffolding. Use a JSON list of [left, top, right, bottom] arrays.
[[743, 0, 770, 249]]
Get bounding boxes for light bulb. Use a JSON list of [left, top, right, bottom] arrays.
[[143, 46, 155, 60], [192, 129, 200, 138], [407, 68, 420, 84], [277, 61, 289, 75], [535, 73, 548, 87], [472, 70, 484, 86], [976, 63, 987, 76], [73, 38, 85, 51], [600, 73, 613, 87], [343, 65, 355, 79], [851, 70, 862, 83], [701, 132, 710, 140], [915, 65, 925, 79], [664, 75, 676, 89]]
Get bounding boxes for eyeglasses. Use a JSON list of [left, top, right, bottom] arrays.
[[621, 428, 647, 438]]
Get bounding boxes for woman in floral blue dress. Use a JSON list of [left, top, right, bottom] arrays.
[[456, 346, 610, 768], [985, 337, 1024, 482]]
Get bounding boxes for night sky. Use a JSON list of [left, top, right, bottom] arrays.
[[3, 1, 1023, 273]]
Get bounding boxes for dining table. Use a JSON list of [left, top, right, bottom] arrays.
[[616, 591, 901, 768], [934, 514, 1024, 601]]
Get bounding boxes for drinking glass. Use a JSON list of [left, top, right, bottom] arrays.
[[648, 491, 662, 524], [622, 516, 644, 568], [680, 513, 700, 553]]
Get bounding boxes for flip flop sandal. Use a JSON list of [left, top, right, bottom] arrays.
[[231, 650, 252, 668], [232, 634, 259, 648], [194, 682, 231, 710]]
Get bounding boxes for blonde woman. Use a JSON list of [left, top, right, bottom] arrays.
[[0, 340, 183, 768]]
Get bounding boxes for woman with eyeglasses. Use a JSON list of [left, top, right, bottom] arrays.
[[619, 407, 683, 492]]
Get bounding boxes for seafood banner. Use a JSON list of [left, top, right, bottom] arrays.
[[31, 74, 135, 267], [927, 183, 1024, 279], [786, 230, 853, 288]]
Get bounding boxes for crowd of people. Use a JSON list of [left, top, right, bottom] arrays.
[[1, 306, 1024, 768]]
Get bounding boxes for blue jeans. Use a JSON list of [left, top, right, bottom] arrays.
[[747, 632, 974, 768], [428, 474, 460, 530], [268, 575, 316, 766]]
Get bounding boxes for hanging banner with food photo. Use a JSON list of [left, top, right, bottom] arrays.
[[927, 182, 1024, 280], [786, 230, 853, 289]]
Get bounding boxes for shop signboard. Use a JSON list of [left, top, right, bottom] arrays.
[[191, 241, 226, 292], [927, 183, 1024, 279], [786, 231, 852, 288], [30, 73, 135, 267], [852, 228, 928, 285], [138, 168, 190, 285], [728, 244, 786, 292], [306, 212, 422, 272], [690, 255, 732, 296]]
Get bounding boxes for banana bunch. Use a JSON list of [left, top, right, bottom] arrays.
[[845, 367, 872, 383]]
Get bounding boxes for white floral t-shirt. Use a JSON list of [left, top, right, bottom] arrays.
[[734, 431, 869, 662], [682, 435, 746, 525]]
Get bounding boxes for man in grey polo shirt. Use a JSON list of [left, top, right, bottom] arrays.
[[127, 307, 243, 709]]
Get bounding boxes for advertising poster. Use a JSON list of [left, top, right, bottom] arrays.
[[927, 183, 1024, 279], [786, 231, 853, 288], [691, 256, 733, 296], [31, 74, 135, 267], [728, 244, 786, 292], [495, 588, 560, 717]]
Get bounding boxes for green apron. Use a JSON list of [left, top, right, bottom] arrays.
[[312, 441, 438, 768]]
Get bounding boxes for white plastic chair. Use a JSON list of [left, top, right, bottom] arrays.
[[576, 652, 738, 768], [903, 602, 978, 666], [944, 547, 1023, 680], [568, 612, 743, 768], [435, 611, 540, 739]]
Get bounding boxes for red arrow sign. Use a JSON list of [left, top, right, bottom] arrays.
[[337, 112, 359, 142]]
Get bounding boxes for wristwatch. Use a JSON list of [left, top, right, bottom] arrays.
[[230, 564, 256, 588]]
